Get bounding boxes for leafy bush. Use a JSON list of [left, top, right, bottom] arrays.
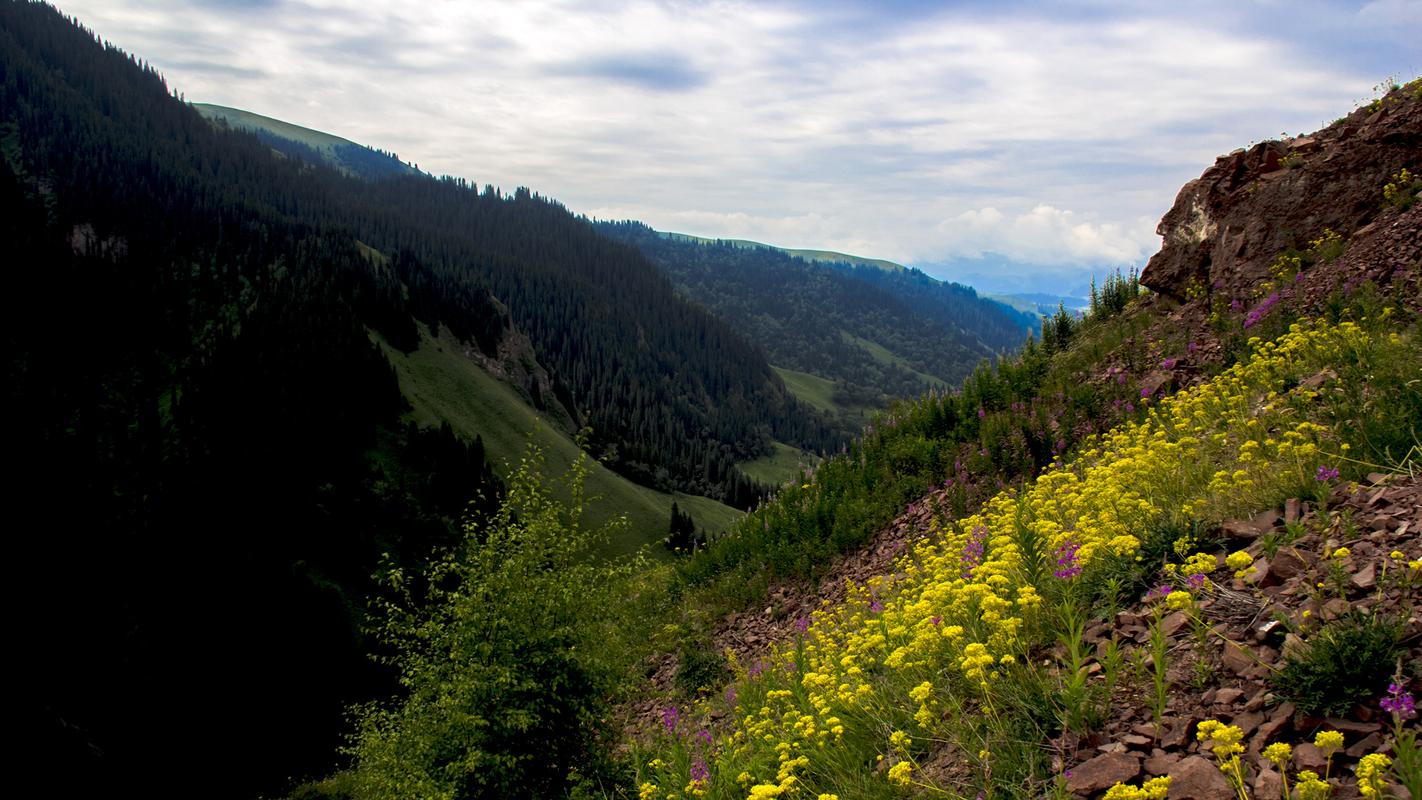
[[1272, 610, 1402, 716], [348, 445, 641, 799]]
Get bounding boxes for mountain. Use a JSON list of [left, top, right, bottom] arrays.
[[600, 220, 1037, 428], [192, 102, 416, 180], [657, 229, 910, 272], [0, 4, 828, 795]]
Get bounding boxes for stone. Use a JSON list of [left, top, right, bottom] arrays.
[[1162, 611, 1189, 637], [1231, 710, 1266, 737], [1254, 768, 1285, 800], [1167, 756, 1236, 800], [1324, 717, 1378, 735], [1264, 549, 1313, 584], [1294, 742, 1327, 771], [1222, 642, 1255, 676], [1285, 498, 1302, 524], [1352, 563, 1377, 589], [1244, 690, 1270, 712], [1323, 597, 1351, 620], [1215, 687, 1245, 705], [1161, 716, 1198, 749], [1345, 731, 1385, 759], [1066, 751, 1141, 795], [1122, 734, 1154, 749], [1145, 751, 1181, 776], [1250, 706, 1293, 752]]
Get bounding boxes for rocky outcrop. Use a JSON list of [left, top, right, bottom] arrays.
[[1142, 83, 1422, 302]]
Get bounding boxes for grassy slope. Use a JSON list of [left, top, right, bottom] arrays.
[[739, 441, 819, 487], [770, 365, 876, 422], [840, 330, 948, 388], [658, 231, 904, 272], [192, 103, 353, 151], [374, 328, 742, 559]]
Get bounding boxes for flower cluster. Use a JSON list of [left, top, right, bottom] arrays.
[[1381, 682, 1416, 720], [635, 320, 1380, 799]]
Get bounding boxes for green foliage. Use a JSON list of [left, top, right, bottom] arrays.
[[675, 636, 730, 695], [349, 445, 642, 799], [1271, 610, 1403, 717]]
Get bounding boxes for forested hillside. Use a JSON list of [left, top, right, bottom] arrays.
[[0, 3, 822, 795], [600, 221, 1035, 423]]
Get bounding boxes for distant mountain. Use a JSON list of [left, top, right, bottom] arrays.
[[659, 230, 908, 272], [600, 221, 1037, 430], [192, 102, 415, 179]]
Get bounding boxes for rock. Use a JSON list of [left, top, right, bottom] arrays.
[[1346, 732, 1384, 759], [1324, 718, 1378, 735], [1066, 751, 1141, 795], [1167, 756, 1236, 800], [1145, 751, 1180, 776], [1254, 767, 1285, 800], [1162, 611, 1189, 637], [1215, 688, 1245, 705], [1250, 706, 1293, 752], [1294, 742, 1327, 771], [1244, 690, 1270, 712], [1098, 741, 1128, 754], [1285, 498, 1302, 524], [1161, 716, 1198, 749], [1264, 549, 1313, 584], [1222, 642, 1255, 676], [1323, 597, 1351, 620], [1352, 563, 1377, 589], [1122, 734, 1154, 749], [1231, 710, 1266, 737]]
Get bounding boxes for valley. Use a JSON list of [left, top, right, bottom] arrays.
[[3, 3, 1419, 800]]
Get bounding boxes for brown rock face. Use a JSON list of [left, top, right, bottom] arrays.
[[1166, 755, 1236, 800], [1067, 751, 1142, 795], [1140, 86, 1422, 302]]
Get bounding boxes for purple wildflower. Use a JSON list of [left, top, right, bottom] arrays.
[[696, 729, 714, 745], [724, 685, 737, 706], [1160, 357, 1178, 369], [869, 599, 884, 614], [1125, 402, 1135, 414], [930, 615, 942, 626], [1381, 683, 1417, 720], [1144, 582, 1173, 602], [1188, 341, 1199, 353], [661, 706, 680, 735], [795, 616, 810, 634], [1186, 573, 1208, 590], [1141, 386, 1152, 398], [748, 660, 766, 679], [961, 525, 988, 578], [978, 407, 986, 419], [1053, 539, 1082, 579], [1316, 464, 1340, 482], [690, 759, 710, 782], [1243, 292, 1281, 329]]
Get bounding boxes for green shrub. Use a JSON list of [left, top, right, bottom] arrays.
[[1272, 610, 1402, 716], [348, 444, 641, 799], [675, 635, 730, 694]]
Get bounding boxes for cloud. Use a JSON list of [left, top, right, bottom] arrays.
[[544, 51, 710, 92], [936, 205, 1159, 266], [55, 0, 1419, 294]]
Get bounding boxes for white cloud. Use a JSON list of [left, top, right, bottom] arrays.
[[57, 0, 1417, 290]]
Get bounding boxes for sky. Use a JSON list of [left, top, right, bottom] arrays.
[[61, 0, 1421, 295]]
